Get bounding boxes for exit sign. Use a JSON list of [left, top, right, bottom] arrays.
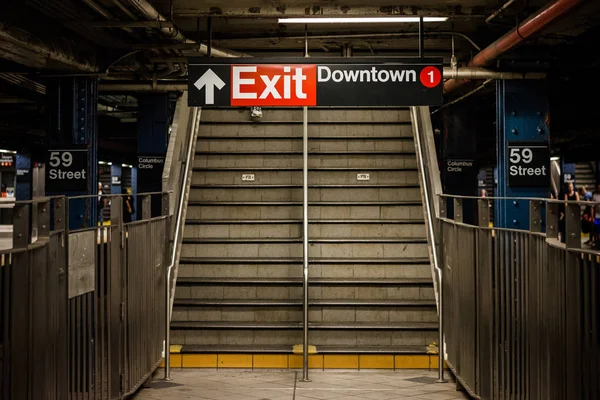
[[188, 57, 443, 107]]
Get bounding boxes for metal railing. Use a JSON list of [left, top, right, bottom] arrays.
[[410, 106, 445, 381], [0, 193, 171, 400], [162, 93, 201, 379], [441, 194, 600, 399]]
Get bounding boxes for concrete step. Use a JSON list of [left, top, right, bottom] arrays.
[[196, 138, 415, 153], [174, 299, 435, 307], [193, 154, 418, 169], [170, 328, 436, 347], [188, 186, 422, 202], [185, 202, 424, 220], [174, 278, 434, 301], [183, 220, 425, 239], [177, 260, 432, 280], [200, 107, 411, 123], [191, 168, 419, 185], [180, 240, 428, 259], [201, 122, 413, 138], [176, 344, 431, 354], [172, 305, 437, 323]]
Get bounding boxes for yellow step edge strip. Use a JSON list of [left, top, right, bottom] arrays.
[[160, 353, 448, 369]]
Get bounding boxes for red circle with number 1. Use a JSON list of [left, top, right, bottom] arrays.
[[420, 66, 442, 88]]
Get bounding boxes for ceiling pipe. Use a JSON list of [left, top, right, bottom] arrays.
[[486, 0, 519, 24], [444, 0, 585, 93], [442, 67, 546, 79], [98, 67, 546, 92], [122, 0, 248, 58]]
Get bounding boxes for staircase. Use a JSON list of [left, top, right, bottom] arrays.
[[170, 107, 437, 366], [575, 161, 596, 191]]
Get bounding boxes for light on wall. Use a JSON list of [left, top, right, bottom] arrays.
[[278, 16, 448, 23]]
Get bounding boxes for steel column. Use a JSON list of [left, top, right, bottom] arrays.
[[495, 80, 549, 229], [46, 78, 98, 229]]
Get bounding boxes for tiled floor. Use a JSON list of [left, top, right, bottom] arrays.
[[133, 369, 470, 400]]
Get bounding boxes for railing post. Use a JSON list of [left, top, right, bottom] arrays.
[[530, 200, 542, 233], [37, 200, 50, 240], [565, 202, 582, 249], [54, 197, 66, 232], [440, 196, 447, 219], [454, 198, 463, 223], [13, 203, 31, 249], [546, 202, 559, 239], [161, 193, 170, 217], [141, 195, 151, 220], [478, 198, 490, 228]]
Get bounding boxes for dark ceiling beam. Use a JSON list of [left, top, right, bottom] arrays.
[[172, 6, 489, 18], [0, 21, 98, 72]]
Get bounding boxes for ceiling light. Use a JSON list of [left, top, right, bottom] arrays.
[[550, 156, 560, 161], [278, 16, 448, 24]]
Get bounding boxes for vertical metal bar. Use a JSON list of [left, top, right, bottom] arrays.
[[207, 16, 212, 57], [529, 201, 542, 233], [302, 105, 310, 382], [13, 204, 30, 249], [37, 201, 50, 239], [418, 16, 424, 57], [454, 199, 463, 223], [546, 201, 558, 238], [565, 203, 581, 249], [141, 196, 151, 221]]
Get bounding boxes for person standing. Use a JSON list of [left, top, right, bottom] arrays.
[[122, 187, 134, 223], [592, 184, 600, 247], [97, 182, 106, 226], [559, 182, 579, 242]]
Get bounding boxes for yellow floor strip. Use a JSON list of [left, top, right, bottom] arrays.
[[166, 353, 448, 369], [218, 354, 253, 368]]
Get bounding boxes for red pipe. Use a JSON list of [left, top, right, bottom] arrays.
[[444, 0, 584, 93]]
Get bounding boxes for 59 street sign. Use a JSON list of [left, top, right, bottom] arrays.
[[188, 57, 442, 107], [46, 149, 88, 192], [507, 142, 549, 187]]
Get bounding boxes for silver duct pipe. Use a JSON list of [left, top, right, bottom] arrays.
[[442, 67, 546, 80], [98, 67, 546, 92], [122, 0, 247, 58]]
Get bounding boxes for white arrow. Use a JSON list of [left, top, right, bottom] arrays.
[[194, 68, 226, 104]]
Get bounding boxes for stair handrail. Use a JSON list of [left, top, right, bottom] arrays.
[[410, 106, 445, 382], [162, 93, 201, 380]]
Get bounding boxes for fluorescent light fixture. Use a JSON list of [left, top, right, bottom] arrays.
[[550, 156, 560, 161], [278, 16, 448, 23], [122, 163, 133, 168], [98, 161, 107, 164], [0, 149, 16, 154], [107, 162, 113, 166]]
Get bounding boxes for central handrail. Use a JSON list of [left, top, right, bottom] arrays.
[[164, 101, 202, 380], [410, 106, 445, 382]]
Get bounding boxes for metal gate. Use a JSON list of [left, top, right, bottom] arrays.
[[0, 193, 170, 400]]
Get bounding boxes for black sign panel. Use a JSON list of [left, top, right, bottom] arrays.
[[507, 142, 549, 187], [188, 57, 443, 107], [46, 149, 88, 192], [137, 156, 164, 185], [443, 159, 477, 192]]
